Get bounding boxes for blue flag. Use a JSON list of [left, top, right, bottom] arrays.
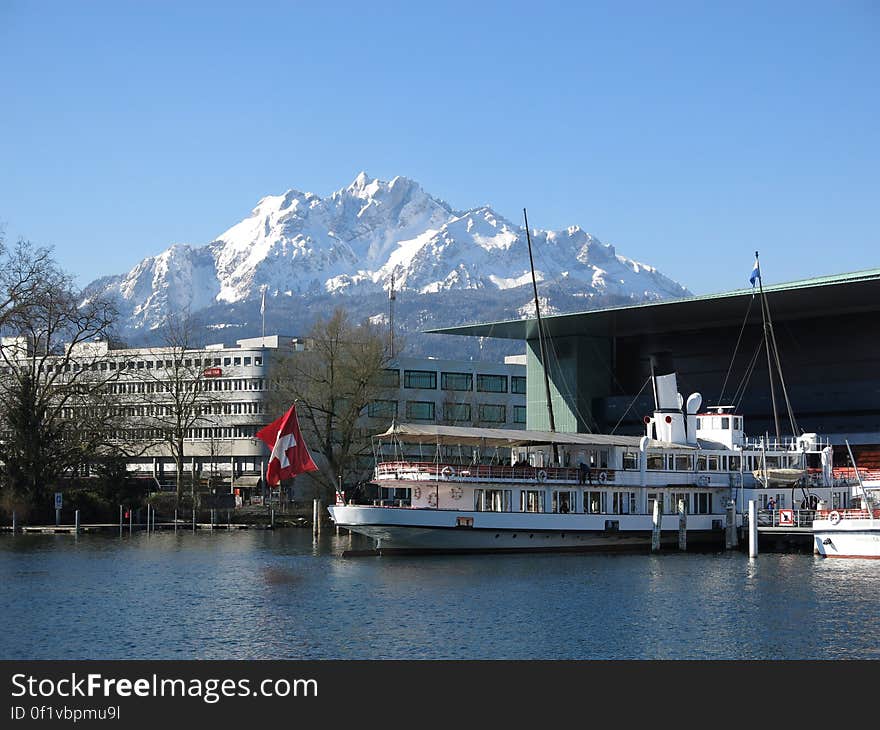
[[749, 257, 760, 287]]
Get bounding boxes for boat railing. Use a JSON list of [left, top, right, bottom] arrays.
[[374, 461, 616, 484], [832, 467, 880, 483], [815, 508, 880, 521]]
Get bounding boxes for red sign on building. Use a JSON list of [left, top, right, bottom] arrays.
[[203, 367, 222, 378]]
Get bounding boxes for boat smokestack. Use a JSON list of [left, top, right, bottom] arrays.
[[650, 351, 687, 444]]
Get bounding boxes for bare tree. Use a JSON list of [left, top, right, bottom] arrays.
[[0, 238, 120, 506], [268, 308, 393, 500], [128, 312, 221, 506]]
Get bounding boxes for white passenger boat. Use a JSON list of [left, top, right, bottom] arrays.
[[813, 443, 880, 558], [812, 508, 880, 559], [329, 355, 844, 554]]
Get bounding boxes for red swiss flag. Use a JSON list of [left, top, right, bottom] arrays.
[[255, 404, 318, 486]]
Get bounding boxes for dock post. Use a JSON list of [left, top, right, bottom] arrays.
[[146, 504, 151, 535], [12, 511, 16, 534], [678, 499, 687, 551], [270, 508, 274, 529], [174, 508, 178, 533], [651, 499, 662, 552], [75, 509, 80, 535], [119, 505, 123, 537], [313, 499, 321, 537], [725, 500, 738, 549], [227, 510, 230, 530], [192, 508, 196, 532], [210, 508, 215, 530], [748, 500, 758, 558], [129, 509, 133, 535]]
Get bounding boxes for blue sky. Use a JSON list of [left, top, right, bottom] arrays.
[[1, 1, 877, 294]]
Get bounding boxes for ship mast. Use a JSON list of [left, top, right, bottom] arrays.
[[754, 251, 799, 442], [523, 208, 559, 465]]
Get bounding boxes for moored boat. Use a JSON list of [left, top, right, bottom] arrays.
[[329, 354, 844, 554]]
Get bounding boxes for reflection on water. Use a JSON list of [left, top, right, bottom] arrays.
[[0, 529, 877, 659]]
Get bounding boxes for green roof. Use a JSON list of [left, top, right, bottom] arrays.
[[426, 267, 880, 341]]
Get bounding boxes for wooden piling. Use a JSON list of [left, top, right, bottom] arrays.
[[270, 508, 274, 529], [725, 500, 738, 549], [12, 511, 16, 534], [75, 510, 80, 535], [678, 498, 687, 551], [128, 509, 133, 535], [174, 508, 178, 533], [313, 499, 321, 537], [651, 500, 662, 552]]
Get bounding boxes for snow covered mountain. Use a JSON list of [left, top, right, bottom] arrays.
[[84, 173, 691, 353]]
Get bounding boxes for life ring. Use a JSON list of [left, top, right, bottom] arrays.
[[450, 486, 463, 500], [413, 487, 421, 499], [828, 510, 841, 525], [441, 466, 455, 478], [597, 470, 608, 484], [537, 469, 547, 482], [427, 492, 438, 507]]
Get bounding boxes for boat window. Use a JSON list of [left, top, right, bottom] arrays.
[[612, 491, 636, 515], [708, 455, 720, 471], [693, 492, 712, 514], [584, 491, 605, 514], [670, 493, 689, 513], [697, 455, 707, 471], [597, 450, 609, 469], [729, 455, 741, 471], [674, 455, 693, 471], [734, 417, 742, 430], [647, 493, 663, 514], [520, 490, 545, 513], [623, 452, 639, 470], [552, 490, 576, 514], [696, 417, 703, 430], [647, 455, 665, 470], [765, 456, 780, 469], [481, 489, 511, 512], [721, 417, 730, 430]]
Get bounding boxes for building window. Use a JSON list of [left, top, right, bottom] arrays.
[[406, 401, 435, 420], [404, 370, 436, 389], [443, 402, 471, 422], [478, 404, 506, 423], [441, 372, 472, 391], [367, 400, 397, 418], [380, 369, 400, 388], [244, 357, 251, 366], [476, 374, 507, 393], [511, 375, 526, 394], [513, 405, 526, 424]]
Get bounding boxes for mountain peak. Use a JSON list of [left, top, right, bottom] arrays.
[[86, 173, 691, 338]]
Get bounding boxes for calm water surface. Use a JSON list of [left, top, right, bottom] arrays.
[[1, 529, 877, 659]]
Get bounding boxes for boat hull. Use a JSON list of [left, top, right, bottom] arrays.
[[328, 505, 726, 555], [813, 520, 880, 559]]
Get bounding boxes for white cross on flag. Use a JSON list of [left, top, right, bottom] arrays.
[[256, 404, 318, 485]]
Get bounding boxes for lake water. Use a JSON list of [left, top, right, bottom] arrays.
[[1, 529, 877, 660]]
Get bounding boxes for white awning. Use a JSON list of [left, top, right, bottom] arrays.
[[373, 423, 695, 450], [233, 476, 263, 488]]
